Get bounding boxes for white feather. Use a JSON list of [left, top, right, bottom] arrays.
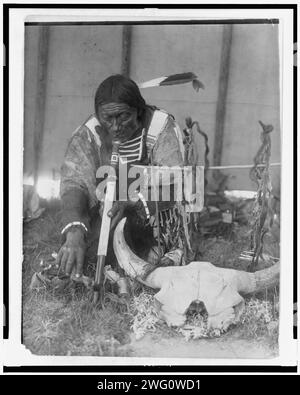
[[138, 76, 167, 88]]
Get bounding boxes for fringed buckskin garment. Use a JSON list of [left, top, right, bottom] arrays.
[[60, 105, 190, 267]]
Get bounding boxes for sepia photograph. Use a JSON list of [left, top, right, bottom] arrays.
[[3, 6, 296, 369]]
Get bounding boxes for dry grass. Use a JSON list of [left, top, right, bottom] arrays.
[[23, 289, 132, 355], [22, 199, 279, 356], [23, 201, 132, 356]]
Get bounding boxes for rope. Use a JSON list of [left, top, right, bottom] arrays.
[[206, 163, 280, 170]]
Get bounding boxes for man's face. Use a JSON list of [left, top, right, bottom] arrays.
[[97, 102, 140, 143]]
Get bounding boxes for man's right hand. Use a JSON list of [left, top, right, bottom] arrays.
[[56, 227, 86, 277]]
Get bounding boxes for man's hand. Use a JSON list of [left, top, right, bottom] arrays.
[[108, 200, 138, 230], [56, 227, 86, 277]]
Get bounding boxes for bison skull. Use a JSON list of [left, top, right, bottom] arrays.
[[113, 218, 279, 330]]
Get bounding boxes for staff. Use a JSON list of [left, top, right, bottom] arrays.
[[93, 140, 121, 304]]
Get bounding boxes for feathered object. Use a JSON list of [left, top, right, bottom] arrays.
[[138, 72, 204, 92]]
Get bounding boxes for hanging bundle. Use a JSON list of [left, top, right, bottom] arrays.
[[183, 117, 210, 231], [183, 117, 210, 187], [249, 120, 274, 271]]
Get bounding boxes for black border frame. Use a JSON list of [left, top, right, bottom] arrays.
[[2, 2, 297, 374]]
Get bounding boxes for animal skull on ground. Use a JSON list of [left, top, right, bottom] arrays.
[[113, 218, 280, 330]]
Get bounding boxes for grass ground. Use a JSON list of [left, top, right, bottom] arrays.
[[22, 200, 279, 357]]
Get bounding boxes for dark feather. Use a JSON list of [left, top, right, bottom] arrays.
[[192, 79, 205, 92], [160, 72, 198, 85]]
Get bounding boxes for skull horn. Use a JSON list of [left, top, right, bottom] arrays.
[[253, 262, 280, 292], [113, 217, 160, 287], [220, 262, 280, 295], [113, 218, 280, 294]]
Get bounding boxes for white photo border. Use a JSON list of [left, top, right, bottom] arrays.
[[2, 4, 297, 371]]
